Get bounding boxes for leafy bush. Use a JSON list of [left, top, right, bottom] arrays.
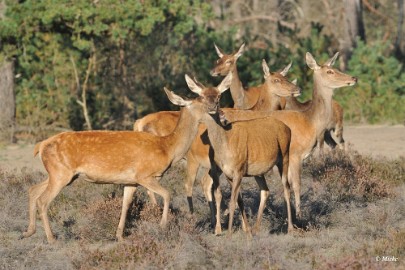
[[335, 38, 405, 124]]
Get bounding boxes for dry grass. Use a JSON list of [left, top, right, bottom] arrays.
[[0, 150, 404, 269]]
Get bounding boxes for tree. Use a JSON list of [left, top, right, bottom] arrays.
[[395, 0, 404, 58], [0, 0, 15, 143], [341, 0, 366, 69]]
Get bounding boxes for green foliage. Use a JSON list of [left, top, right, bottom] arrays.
[[0, 0, 215, 132], [1, 2, 404, 135], [335, 38, 405, 123]]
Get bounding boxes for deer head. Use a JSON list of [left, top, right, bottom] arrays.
[[306, 52, 358, 89], [262, 60, 301, 97], [210, 43, 245, 77], [168, 73, 232, 115]]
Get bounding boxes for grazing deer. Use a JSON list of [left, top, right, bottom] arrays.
[[220, 52, 357, 218], [185, 75, 293, 236], [134, 60, 300, 230], [22, 74, 232, 243]]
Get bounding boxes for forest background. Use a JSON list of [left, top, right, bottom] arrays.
[[0, 0, 404, 142]]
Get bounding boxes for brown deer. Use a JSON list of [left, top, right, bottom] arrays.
[[134, 60, 300, 230], [212, 43, 346, 152], [185, 75, 293, 236], [220, 52, 357, 218], [210, 43, 296, 111], [283, 81, 346, 151], [22, 74, 232, 243]]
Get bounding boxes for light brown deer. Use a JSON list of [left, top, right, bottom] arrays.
[[22, 74, 232, 243], [134, 114, 212, 214], [185, 75, 293, 236], [210, 43, 296, 111], [220, 52, 357, 218], [283, 82, 346, 151], [134, 60, 300, 230]]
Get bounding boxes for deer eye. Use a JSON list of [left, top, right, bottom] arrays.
[[273, 79, 280, 83], [327, 70, 334, 74]]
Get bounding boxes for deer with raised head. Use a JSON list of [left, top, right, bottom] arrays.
[[220, 52, 357, 218], [283, 81, 346, 151], [134, 60, 300, 231], [22, 74, 232, 244], [210, 43, 297, 111], [185, 74, 293, 236]]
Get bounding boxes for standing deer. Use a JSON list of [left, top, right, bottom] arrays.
[[283, 82, 346, 151], [220, 52, 357, 218], [185, 75, 293, 236], [210, 43, 294, 111], [212, 43, 345, 152], [22, 74, 232, 243], [134, 60, 300, 231]]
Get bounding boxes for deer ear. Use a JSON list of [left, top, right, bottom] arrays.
[[214, 43, 224, 58], [262, 59, 270, 78], [185, 74, 203, 95], [217, 72, 232, 93], [280, 61, 292, 77], [235, 43, 245, 58], [164, 87, 192, 107], [325, 52, 339, 66], [306, 52, 320, 70]]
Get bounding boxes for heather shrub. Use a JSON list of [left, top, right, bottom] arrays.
[[304, 150, 396, 202]]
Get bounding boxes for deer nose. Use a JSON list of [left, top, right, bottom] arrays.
[[352, 77, 358, 82], [210, 70, 218, 77]]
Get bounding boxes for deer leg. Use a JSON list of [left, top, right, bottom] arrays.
[[185, 152, 200, 214], [334, 124, 345, 150], [138, 177, 170, 228], [116, 185, 137, 241], [22, 179, 49, 238], [252, 175, 269, 235], [36, 169, 73, 244], [288, 156, 302, 219], [324, 129, 337, 150], [278, 155, 293, 233], [146, 190, 157, 206], [209, 166, 222, 235], [228, 174, 249, 236], [200, 168, 216, 228]]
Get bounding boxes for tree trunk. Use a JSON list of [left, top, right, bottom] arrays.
[[0, 61, 16, 143], [395, 0, 404, 58], [341, 0, 366, 69]]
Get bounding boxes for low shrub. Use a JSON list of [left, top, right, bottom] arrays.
[[304, 150, 398, 202]]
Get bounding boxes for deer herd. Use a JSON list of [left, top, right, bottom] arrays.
[[22, 43, 357, 243]]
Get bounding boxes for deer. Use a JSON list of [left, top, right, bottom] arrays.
[[22, 74, 232, 244], [184, 74, 293, 236], [134, 60, 301, 232], [283, 80, 346, 152], [212, 43, 347, 153], [210, 43, 293, 111], [219, 52, 357, 219]]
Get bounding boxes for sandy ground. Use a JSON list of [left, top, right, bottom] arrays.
[[0, 125, 404, 173]]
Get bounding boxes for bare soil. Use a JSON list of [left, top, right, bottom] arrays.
[[1, 125, 403, 172]]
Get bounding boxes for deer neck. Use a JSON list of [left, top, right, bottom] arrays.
[[166, 107, 200, 163], [306, 74, 334, 135], [252, 87, 279, 111], [230, 65, 245, 109], [285, 96, 306, 111], [201, 114, 229, 159]]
